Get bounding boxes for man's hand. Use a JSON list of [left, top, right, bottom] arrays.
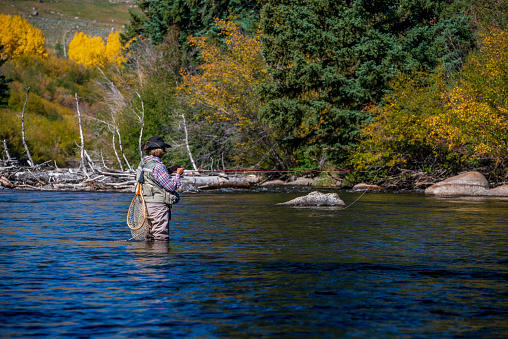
[[168, 165, 185, 175], [168, 165, 181, 173]]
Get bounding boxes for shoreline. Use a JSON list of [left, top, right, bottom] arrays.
[[2, 162, 507, 196]]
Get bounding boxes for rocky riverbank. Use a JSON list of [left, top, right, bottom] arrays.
[[2, 159, 508, 197]]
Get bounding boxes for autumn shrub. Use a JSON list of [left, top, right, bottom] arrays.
[[350, 70, 448, 171], [352, 28, 508, 175], [0, 14, 47, 59], [68, 31, 126, 67], [26, 114, 78, 165], [0, 108, 23, 158], [428, 29, 508, 163], [179, 18, 278, 168]]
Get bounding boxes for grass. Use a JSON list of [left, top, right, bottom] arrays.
[[0, 0, 142, 47]]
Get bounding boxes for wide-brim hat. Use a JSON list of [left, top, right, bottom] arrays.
[[142, 136, 171, 150]]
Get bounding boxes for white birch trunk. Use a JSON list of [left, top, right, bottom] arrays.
[[112, 131, 124, 171], [136, 92, 145, 160], [181, 114, 198, 171], [75, 93, 88, 176], [116, 128, 133, 171], [100, 149, 108, 169], [21, 87, 34, 167], [2, 139, 11, 160]]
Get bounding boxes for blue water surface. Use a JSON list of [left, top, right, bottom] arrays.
[[0, 188, 507, 338]]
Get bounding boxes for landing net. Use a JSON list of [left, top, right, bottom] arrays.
[[127, 185, 150, 240]]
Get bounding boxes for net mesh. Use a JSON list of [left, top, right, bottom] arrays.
[[127, 194, 150, 241]]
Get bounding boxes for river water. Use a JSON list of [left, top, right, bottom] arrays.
[[0, 188, 507, 338]]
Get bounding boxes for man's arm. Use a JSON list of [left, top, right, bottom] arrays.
[[153, 164, 182, 192]]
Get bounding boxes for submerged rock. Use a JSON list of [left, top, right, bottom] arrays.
[[277, 191, 345, 207], [425, 171, 489, 196]]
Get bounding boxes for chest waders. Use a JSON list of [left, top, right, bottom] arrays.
[[136, 159, 180, 206]]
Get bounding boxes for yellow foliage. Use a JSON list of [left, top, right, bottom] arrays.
[[68, 31, 125, 67], [428, 29, 508, 160], [179, 19, 273, 164], [352, 28, 508, 169], [104, 31, 127, 66], [0, 14, 47, 59], [180, 19, 269, 127], [350, 70, 447, 170]]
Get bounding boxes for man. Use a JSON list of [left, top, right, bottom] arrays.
[[137, 136, 185, 241]]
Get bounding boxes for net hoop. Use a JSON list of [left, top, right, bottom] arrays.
[[127, 183, 147, 230]]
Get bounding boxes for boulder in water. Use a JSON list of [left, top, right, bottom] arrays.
[[277, 191, 345, 206], [476, 184, 508, 197], [425, 171, 489, 196]]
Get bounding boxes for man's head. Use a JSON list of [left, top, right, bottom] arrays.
[[142, 136, 170, 157]]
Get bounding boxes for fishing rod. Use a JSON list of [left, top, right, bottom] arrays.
[[182, 169, 351, 174]]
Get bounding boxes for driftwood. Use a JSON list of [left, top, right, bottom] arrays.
[[0, 158, 260, 192]]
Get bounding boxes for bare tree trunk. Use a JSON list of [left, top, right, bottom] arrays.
[[112, 131, 124, 171], [75, 93, 88, 176], [136, 92, 145, 160], [21, 87, 34, 167], [63, 31, 68, 57], [84, 149, 99, 171], [181, 114, 198, 171], [116, 128, 133, 171], [2, 139, 10, 160], [100, 149, 108, 169]]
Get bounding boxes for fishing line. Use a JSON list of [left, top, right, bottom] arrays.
[[342, 190, 368, 209]]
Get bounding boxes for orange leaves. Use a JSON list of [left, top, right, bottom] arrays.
[[68, 31, 125, 67], [179, 18, 274, 165], [180, 19, 269, 128], [0, 14, 47, 59]]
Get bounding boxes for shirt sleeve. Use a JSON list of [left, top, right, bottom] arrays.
[[152, 162, 181, 192]]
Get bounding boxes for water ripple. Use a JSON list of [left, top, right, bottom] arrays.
[[0, 190, 507, 338]]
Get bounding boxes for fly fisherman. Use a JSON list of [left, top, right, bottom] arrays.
[[136, 136, 185, 241]]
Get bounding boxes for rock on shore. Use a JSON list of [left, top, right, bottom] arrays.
[[277, 191, 345, 207], [352, 183, 384, 191], [425, 171, 489, 196], [476, 184, 508, 197]]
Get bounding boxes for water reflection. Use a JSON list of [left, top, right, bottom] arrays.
[[0, 189, 507, 338]]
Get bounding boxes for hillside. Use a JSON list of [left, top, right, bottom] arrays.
[[0, 0, 138, 47]]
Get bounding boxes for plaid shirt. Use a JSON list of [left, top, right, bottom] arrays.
[[143, 155, 181, 192]]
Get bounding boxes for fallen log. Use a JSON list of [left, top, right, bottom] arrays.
[[181, 175, 251, 191], [198, 181, 251, 190], [0, 176, 14, 188]]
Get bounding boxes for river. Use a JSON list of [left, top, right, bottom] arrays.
[[0, 188, 507, 338]]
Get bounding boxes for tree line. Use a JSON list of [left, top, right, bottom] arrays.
[[1, 0, 507, 184]]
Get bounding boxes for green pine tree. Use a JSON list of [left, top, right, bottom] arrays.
[[259, 0, 474, 166], [0, 57, 10, 108], [122, 0, 260, 46]]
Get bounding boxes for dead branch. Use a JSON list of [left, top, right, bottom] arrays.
[[20, 87, 34, 166], [75, 93, 88, 177]]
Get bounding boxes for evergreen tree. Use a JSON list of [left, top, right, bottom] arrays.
[[0, 55, 9, 107], [259, 0, 474, 166], [122, 0, 260, 45], [0, 72, 9, 108]]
